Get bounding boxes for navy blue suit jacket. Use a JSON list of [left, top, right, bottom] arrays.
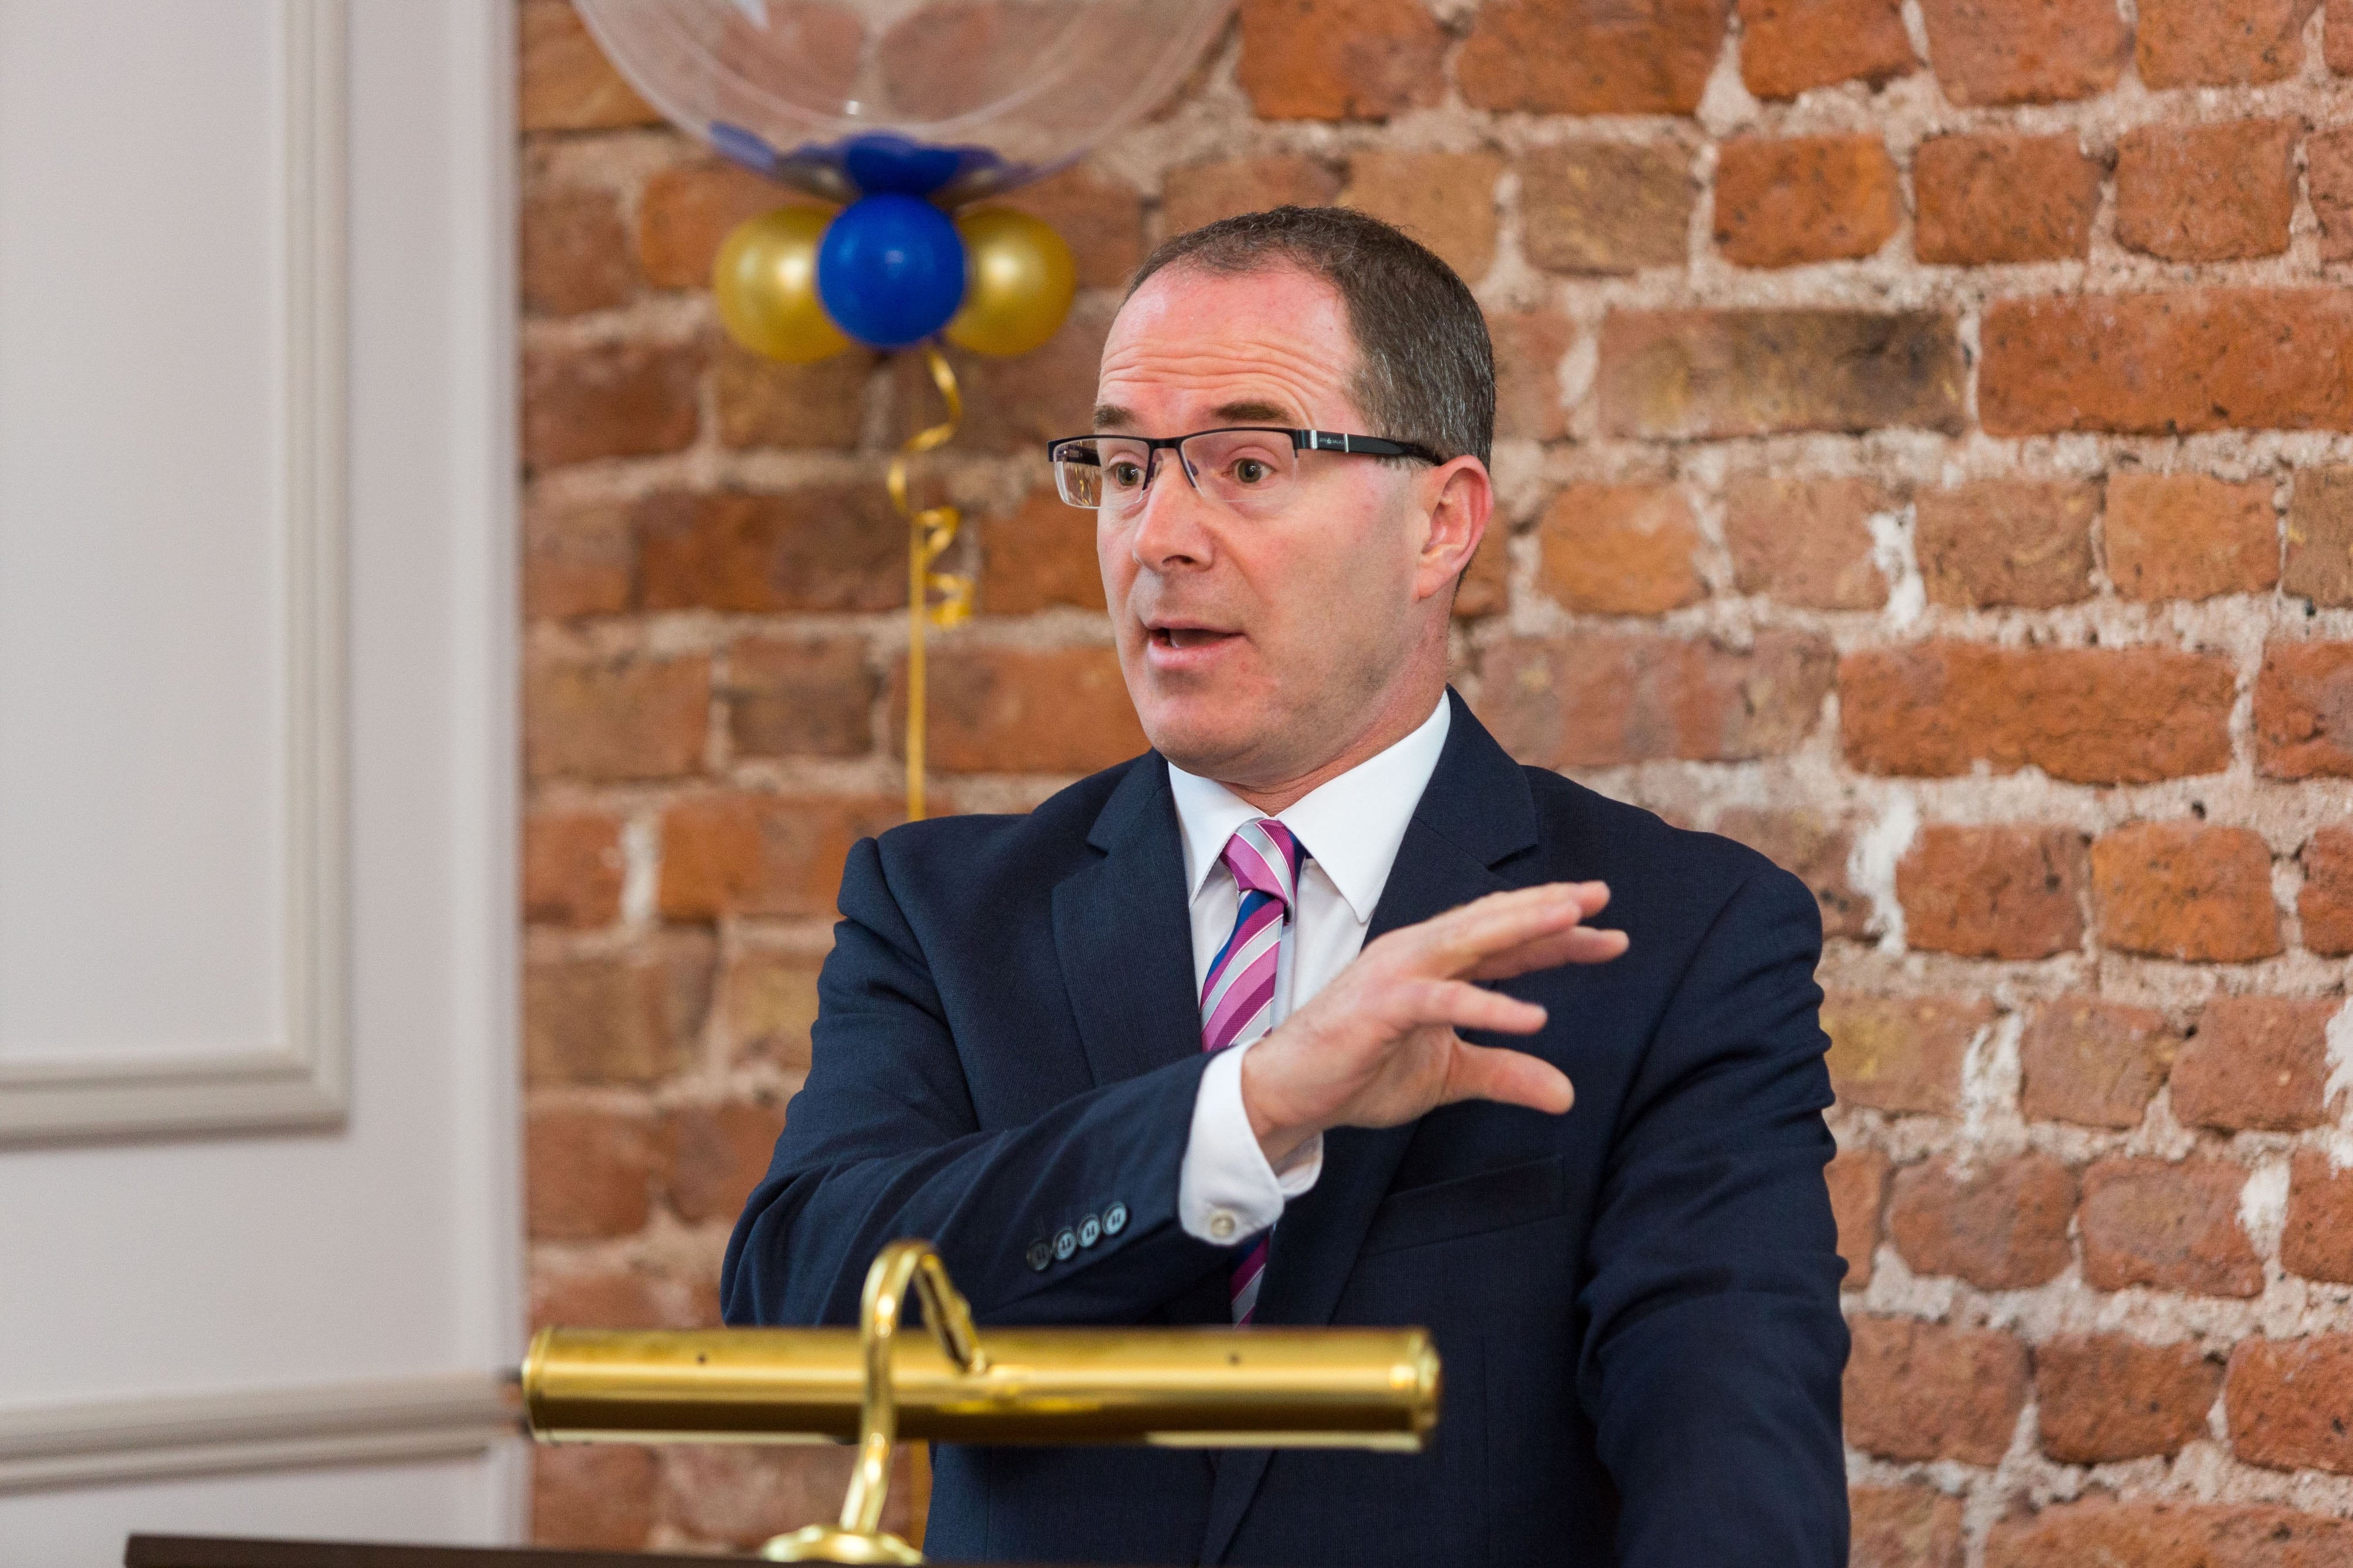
[[722, 692, 1849, 1566]]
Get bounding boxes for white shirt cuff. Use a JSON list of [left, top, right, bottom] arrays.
[[1178, 1037, 1324, 1245]]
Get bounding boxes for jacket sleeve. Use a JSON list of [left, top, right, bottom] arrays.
[[720, 836, 1236, 1328], [1575, 864, 1850, 1568]]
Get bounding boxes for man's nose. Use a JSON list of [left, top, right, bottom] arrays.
[[1128, 449, 1219, 569]]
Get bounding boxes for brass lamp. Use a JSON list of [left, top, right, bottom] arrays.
[[523, 1240, 1441, 1563]]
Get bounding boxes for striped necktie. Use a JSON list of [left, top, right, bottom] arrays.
[[1200, 818, 1308, 1325]]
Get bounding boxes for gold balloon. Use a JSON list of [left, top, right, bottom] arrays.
[[945, 206, 1077, 358], [713, 205, 851, 363]]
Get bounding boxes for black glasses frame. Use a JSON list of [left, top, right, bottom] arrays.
[[1045, 426, 1447, 506]]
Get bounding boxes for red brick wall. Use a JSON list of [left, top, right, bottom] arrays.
[[519, 0, 2353, 1558]]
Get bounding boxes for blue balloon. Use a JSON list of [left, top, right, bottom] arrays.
[[816, 194, 967, 351], [842, 133, 964, 198]]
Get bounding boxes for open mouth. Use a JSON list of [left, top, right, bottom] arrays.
[[1149, 625, 1240, 651]]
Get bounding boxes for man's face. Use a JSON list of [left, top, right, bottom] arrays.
[[1093, 265, 1457, 789]]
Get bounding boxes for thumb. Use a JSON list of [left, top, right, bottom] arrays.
[[1441, 1039, 1575, 1116]]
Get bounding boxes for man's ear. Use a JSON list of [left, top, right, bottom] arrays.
[[1413, 456, 1493, 603]]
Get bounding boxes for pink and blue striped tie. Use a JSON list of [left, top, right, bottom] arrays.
[[1201, 818, 1308, 1324]]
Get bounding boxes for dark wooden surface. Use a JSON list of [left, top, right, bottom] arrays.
[[125, 1534, 1128, 1568]]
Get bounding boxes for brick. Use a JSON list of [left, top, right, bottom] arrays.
[[638, 160, 784, 291], [1478, 632, 1834, 768], [662, 1099, 789, 1224], [2080, 1156, 2264, 1297], [1458, 0, 1731, 114], [2036, 1335, 2222, 1462], [1715, 807, 1871, 938], [1888, 1153, 2077, 1289], [2308, 129, 2353, 262], [1850, 1485, 1962, 1568], [1535, 484, 1706, 615], [725, 948, 822, 1073], [1827, 1147, 1890, 1289], [2105, 472, 2279, 602], [2335, 0, 2353, 72], [518, 0, 659, 132], [872, 3, 1067, 122], [942, 302, 1112, 454], [1489, 312, 1575, 442], [522, 338, 703, 470], [662, 1445, 916, 1549], [524, 493, 635, 620], [892, 646, 1145, 775], [2172, 995, 2335, 1132], [2091, 823, 2282, 963], [527, 1104, 656, 1240], [2281, 1151, 2353, 1283], [2137, 0, 2316, 87], [521, 187, 635, 316], [637, 488, 904, 615], [2285, 468, 2353, 606], [1519, 145, 1695, 276], [524, 654, 709, 782], [2298, 826, 2353, 952], [999, 165, 1145, 289], [1912, 479, 2097, 609], [981, 488, 1108, 615], [1839, 642, 2235, 785], [532, 1444, 656, 1550], [1722, 476, 1891, 610], [1914, 134, 2099, 265], [1599, 310, 1965, 439], [1898, 825, 2087, 960], [1844, 1316, 2028, 1464], [524, 811, 625, 928], [1341, 151, 1505, 283], [2018, 996, 2177, 1129], [2257, 641, 2353, 778], [1916, 0, 2131, 104], [530, 1269, 711, 1333], [724, 636, 876, 759], [1455, 526, 1511, 619], [1988, 1499, 2353, 1568], [714, 339, 875, 452], [2116, 119, 2298, 263], [1714, 135, 1901, 268], [1981, 290, 2353, 437], [1236, 0, 1447, 121], [2229, 1336, 2353, 1474], [1160, 156, 1342, 238], [1823, 993, 1995, 1116], [659, 793, 907, 922], [1737, 0, 1918, 98], [524, 933, 714, 1086]]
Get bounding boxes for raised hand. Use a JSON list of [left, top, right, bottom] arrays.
[[1239, 882, 1629, 1166]]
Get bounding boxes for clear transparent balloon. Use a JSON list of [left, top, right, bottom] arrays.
[[574, 0, 1233, 204]]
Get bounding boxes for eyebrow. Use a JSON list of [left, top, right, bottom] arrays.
[[1089, 399, 1302, 432]]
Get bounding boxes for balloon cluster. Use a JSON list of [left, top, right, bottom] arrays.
[[713, 140, 1076, 365]]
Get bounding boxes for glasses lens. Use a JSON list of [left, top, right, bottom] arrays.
[[1055, 438, 1152, 513], [1182, 429, 1298, 515]]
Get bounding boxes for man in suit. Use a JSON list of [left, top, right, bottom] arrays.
[[723, 206, 1849, 1566]]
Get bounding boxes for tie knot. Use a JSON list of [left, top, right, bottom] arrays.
[[1222, 819, 1307, 910]]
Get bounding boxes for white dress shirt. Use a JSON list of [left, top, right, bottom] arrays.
[[1171, 695, 1452, 1245]]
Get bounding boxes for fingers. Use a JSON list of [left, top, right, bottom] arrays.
[[1397, 978, 1549, 1036], [1461, 925, 1630, 982], [1442, 1040, 1575, 1116], [1401, 882, 1611, 975]]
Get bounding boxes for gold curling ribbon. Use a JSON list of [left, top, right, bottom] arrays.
[[889, 346, 972, 822]]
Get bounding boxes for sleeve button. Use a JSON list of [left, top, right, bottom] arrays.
[[1208, 1210, 1237, 1241], [1102, 1201, 1128, 1235], [1078, 1215, 1102, 1247], [1053, 1227, 1078, 1261], [1026, 1239, 1052, 1272]]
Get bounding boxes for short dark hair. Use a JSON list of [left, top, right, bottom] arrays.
[[1126, 206, 1495, 469]]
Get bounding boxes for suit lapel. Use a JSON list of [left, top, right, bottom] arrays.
[[1199, 693, 1539, 1563], [1052, 755, 1204, 1090]]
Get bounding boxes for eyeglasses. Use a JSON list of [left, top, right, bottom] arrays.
[[1045, 427, 1445, 519]]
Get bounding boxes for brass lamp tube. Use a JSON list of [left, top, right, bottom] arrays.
[[524, 1325, 1440, 1452]]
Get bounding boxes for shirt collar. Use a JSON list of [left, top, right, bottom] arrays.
[[1166, 695, 1452, 924]]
